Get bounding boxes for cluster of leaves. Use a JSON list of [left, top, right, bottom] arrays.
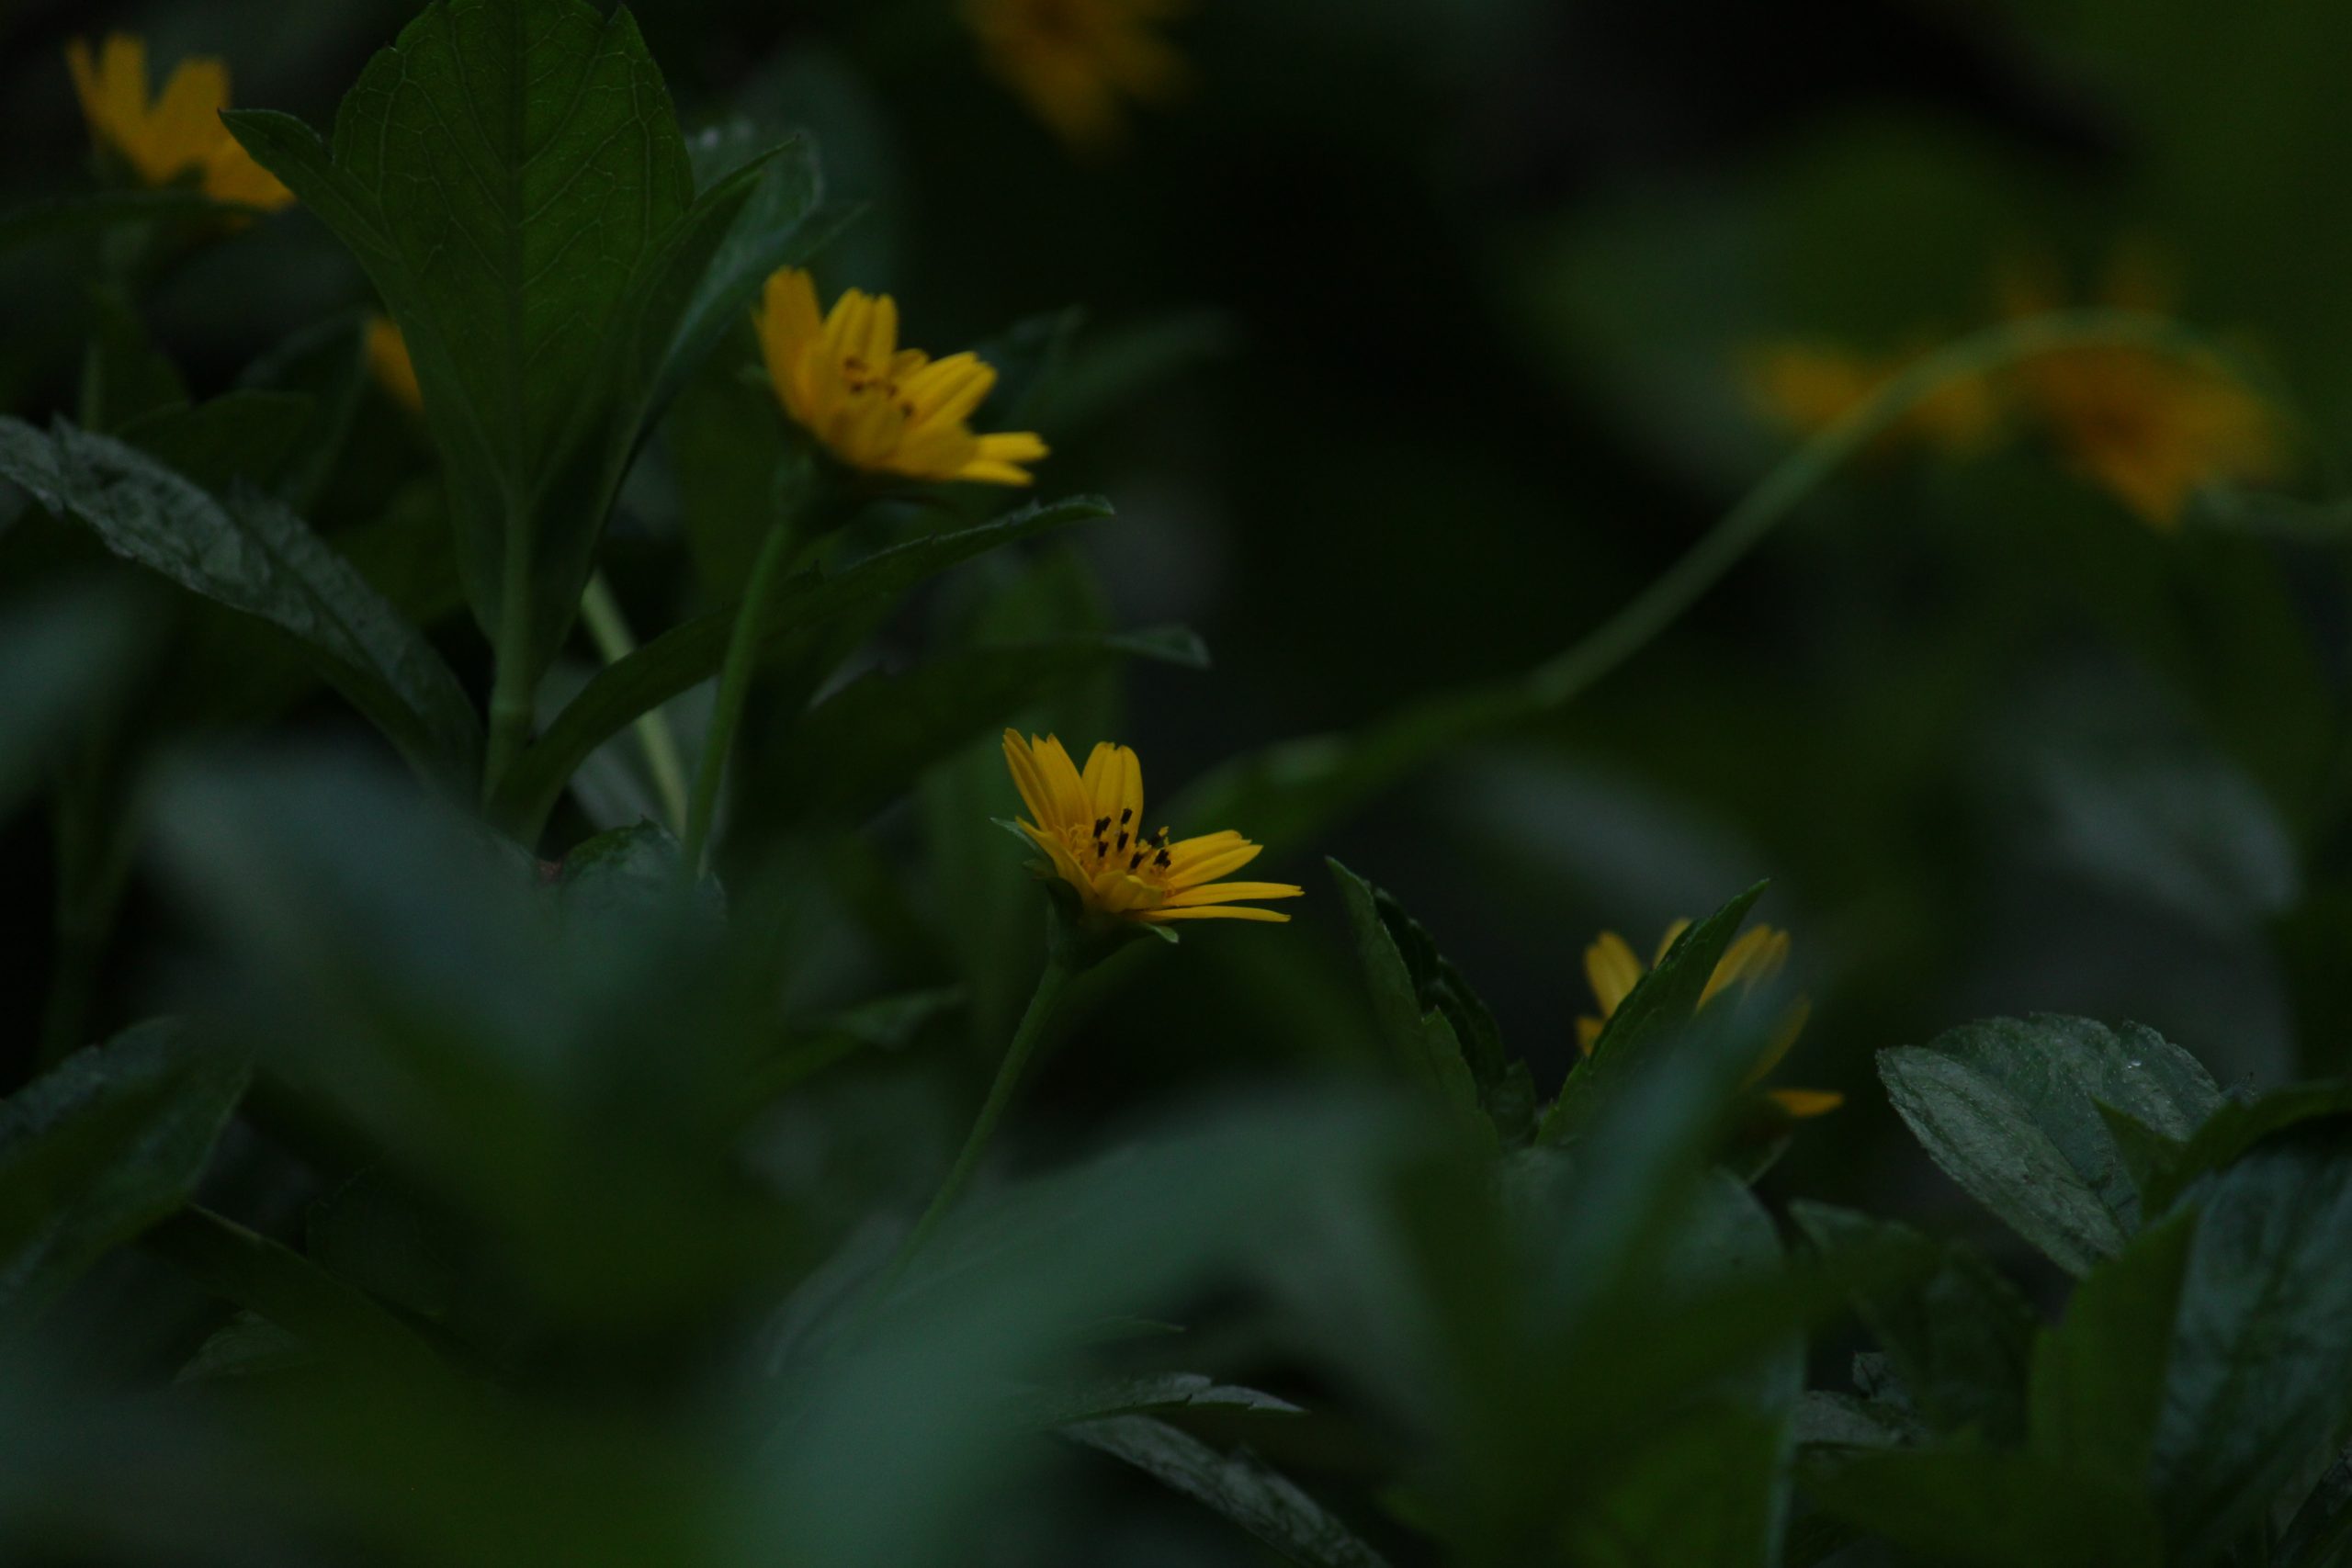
[[4, 3, 2352, 1566]]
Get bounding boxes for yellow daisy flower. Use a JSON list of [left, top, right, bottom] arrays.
[[1577, 920, 1840, 1118], [754, 270, 1048, 487], [963, 0, 1189, 152], [2004, 249, 2279, 530], [366, 317, 423, 412], [1001, 730, 1303, 925], [1743, 341, 1999, 457], [66, 34, 294, 211]]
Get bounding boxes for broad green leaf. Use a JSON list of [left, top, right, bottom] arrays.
[[2278, 1447, 2352, 1568], [1802, 1449, 2164, 1568], [235, 313, 376, 512], [1327, 859, 1499, 1149], [1879, 1015, 2222, 1274], [765, 628, 1208, 823], [1023, 1373, 1303, 1428], [2028, 1209, 2197, 1486], [224, 0, 790, 683], [1791, 1201, 2036, 1441], [1063, 1415, 1389, 1568], [0, 1020, 251, 1326], [1795, 1391, 1925, 1451], [492, 495, 1114, 834], [2152, 1118, 2352, 1562], [1539, 882, 1769, 1142], [2139, 1081, 2352, 1215], [0, 417, 480, 785], [556, 820, 723, 937]]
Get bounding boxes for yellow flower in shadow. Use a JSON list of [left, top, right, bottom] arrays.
[[1577, 921, 1840, 1118], [366, 318, 423, 413], [754, 270, 1048, 486], [2004, 248, 2280, 530], [1002, 730, 1303, 925], [1743, 341, 2000, 457], [66, 34, 293, 210], [964, 0, 1190, 152]]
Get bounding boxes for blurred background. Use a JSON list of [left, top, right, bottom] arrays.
[[4, 0, 2349, 1340]]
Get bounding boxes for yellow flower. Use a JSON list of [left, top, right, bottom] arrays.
[[1577, 921, 1840, 1118], [754, 270, 1048, 487], [963, 0, 1189, 152], [66, 34, 294, 211], [1743, 341, 1999, 457], [366, 317, 423, 412], [1001, 730, 1303, 925], [2004, 249, 2279, 530]]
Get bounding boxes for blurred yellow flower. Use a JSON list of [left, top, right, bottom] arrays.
[[964, 0, 1189, 152], [1743, 341, 1999, 456], [1577, 920, 1840, 1118], [366, 318, 423, 412], [2005, 249, 2280, 530], [66, 34, 293, 211], [1002, 730, 1303, 924], [755, 270, 1047, 486]]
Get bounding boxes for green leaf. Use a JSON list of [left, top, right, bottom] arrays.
[[0, 1019, 251, 1327], [2139, 1081, 2352, 1215], [2278, 1447, 2352, 1568], [0, 417, 481, 785], [118, 389, 313, 494], [765, 629, 1207, 824], [1801, 1449, 2164, 1568], [2152, 1117, 2352, 1562], [1023, 1373, 1303, 1428], [1878, 1015, 2222, 1274], [0, 584, 150, 819], [236, 312, 377, 512], [224, 0, 781, 682], [2028, 1209, 2197, 1486], [492, 495, 1113, 834], [1064, 1415, 1389, 1568], [1326, 859, 1500, 1150], [1538, 882, 1769, 1142], [1790, 1201, 2036, 1441]]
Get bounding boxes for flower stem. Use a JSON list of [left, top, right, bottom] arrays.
[[680, 521, 797, 879], [482, 521, 537, 811], [891, 955, 1072, 1274], [579, 573, 691, 835]]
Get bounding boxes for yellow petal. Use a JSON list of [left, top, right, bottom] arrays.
[[1583, 931, 1643, 1018], [1163, 831, 1260, 886], [1575, 1015, 1603, 1055], [1159, 880, 1304, 908], [1001, 729, 1061, 831], [1028, 734, 1091, 827], [1142, 904, 1292, 923], [1769, 1089, 1844, 1120]]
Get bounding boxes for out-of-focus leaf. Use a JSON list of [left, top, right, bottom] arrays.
[[1539, 882, 1768, 1142], [0, 189, 266, 254], [1023, 1373, 1303, 1428], [1790, 1202, 2035, 1441], [496, 495, 1114, 834], [0, 419, 480, 785], [236, 313, 374, 512], [119, 389, 312, 494], [2028, 1210, 2197, 1487], [0, 1020, 250, 1327], [556, 820, 722, 937], [225, 0, 786, 684], [1795, 1391, 1924, 1451], [2152, 1118, 2352, 1562], [766, 628, 1206, 823], [1063, 1416, 1388, 1568], [2278, 1447, 2352, 1567], [1802, 1449, 2165, 1568], [0, 584, 149, 818], [174, 1311, 312, 1385], [1327, 860, 1498, 1150], [1878, 1015, 2221, 1274]]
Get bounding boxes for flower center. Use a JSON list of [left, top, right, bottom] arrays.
[[838, 353, 918, 422], [1072, 807, 1174, 886]]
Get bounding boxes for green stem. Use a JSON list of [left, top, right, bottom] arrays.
[[482, 521, 537, 810], [579, 573, 691, 834], [142, 1205, 443, 1380], [1185, 308, 2235, 847], [681, 522, 797, 878], [890, 956, 1072, 1275]]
